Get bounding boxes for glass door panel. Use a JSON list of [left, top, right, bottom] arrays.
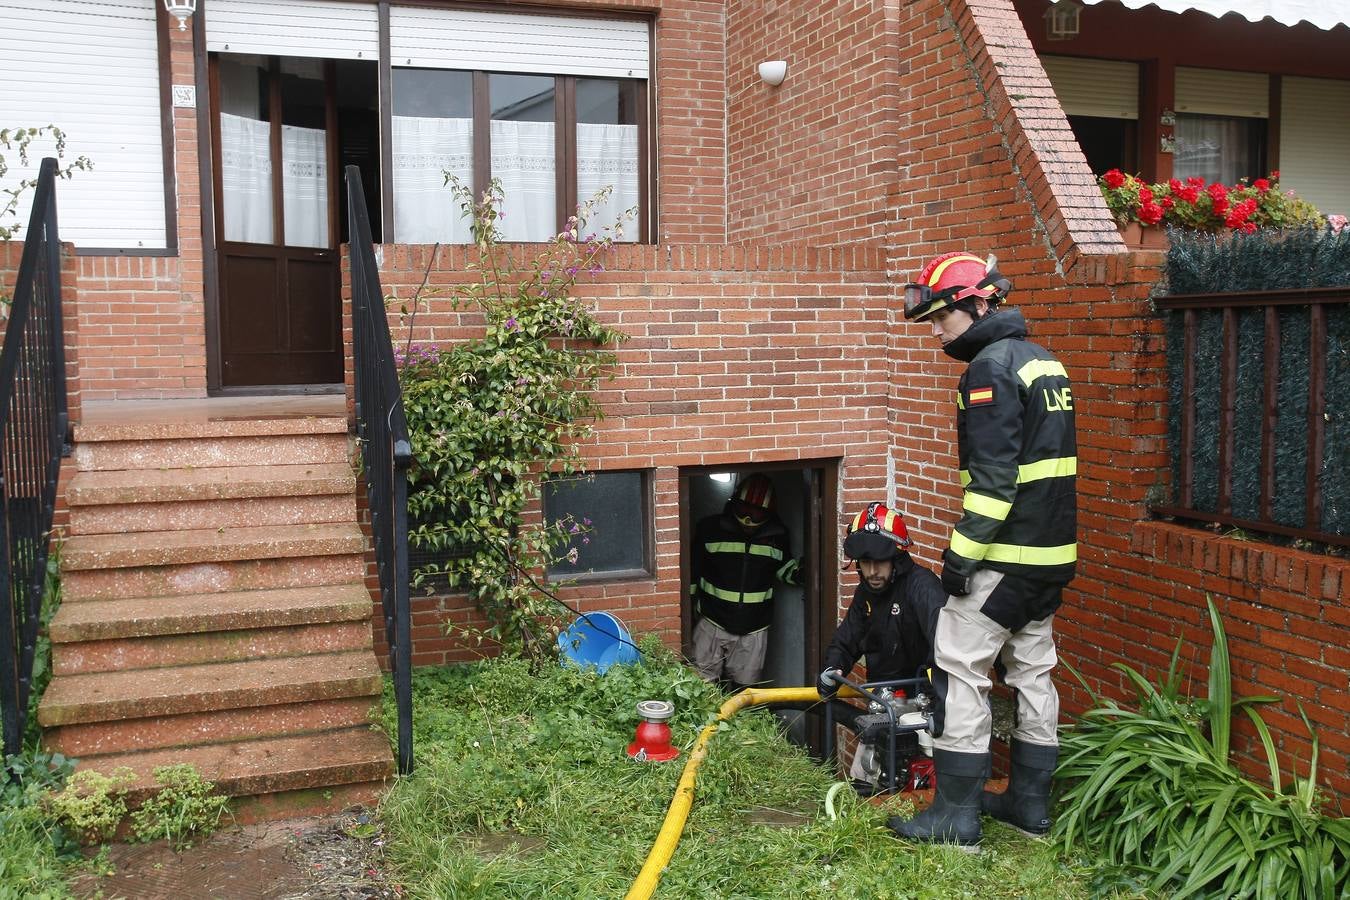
[[218, 56, 273, 245], [280, 58, 329, 248]]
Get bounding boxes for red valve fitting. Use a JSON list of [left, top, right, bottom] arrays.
[[627, 699, 679, 762]]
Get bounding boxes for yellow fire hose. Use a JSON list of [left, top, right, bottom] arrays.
[[624, 684, 862, 900]]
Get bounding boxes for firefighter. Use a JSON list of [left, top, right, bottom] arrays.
[[690, 473, 801, 690], [891, 252, 1077, 847], [817, 503, 947, 791]]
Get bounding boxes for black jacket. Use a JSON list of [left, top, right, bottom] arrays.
[[943, 308, 1078, 585], [691, 511, 795, 636], [823, 554, 947, 684]]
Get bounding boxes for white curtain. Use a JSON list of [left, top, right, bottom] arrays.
[[220, 112, 273, 244], [491, 119, 555, 242], [392, 115, 473, 244], [577, 122, 639, 242], [1174, 115, 1253, 186], [282, 124, 328, 248]]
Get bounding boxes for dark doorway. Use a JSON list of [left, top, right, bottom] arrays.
[[209, 54, 378, 390], [1066, 114, 1138, 176], [680, 461, 838, 754]]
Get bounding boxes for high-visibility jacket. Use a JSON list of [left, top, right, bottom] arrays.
[[944, 308, 1077, 585], [691, 511, 798, 636], [822, 553, 947, 683]]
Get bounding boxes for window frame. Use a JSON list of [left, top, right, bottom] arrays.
[[543, 469, 655, 584]]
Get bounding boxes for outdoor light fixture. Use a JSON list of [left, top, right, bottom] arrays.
[[710, 472, 733, 483], [1044, 0, 1081, 40], [164, 0, 196, 31], [758, 60, 788, 86]]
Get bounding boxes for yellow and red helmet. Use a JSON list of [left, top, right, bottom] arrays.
[[903, 251, 1010, 321], [844, 502, 912, 560], [730, 474, 775, 528]]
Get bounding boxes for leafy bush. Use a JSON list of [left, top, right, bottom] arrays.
[[1099, 169, 1325, 232], [0, 126, 92, 241], [1054, 597, 1350, 897], [397, 179, 628, 663], [0, 750, 80, 899], [128, 764, 230, 850], [44, 767, 135, 844]]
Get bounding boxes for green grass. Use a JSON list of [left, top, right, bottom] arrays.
[[374, 638, 1135, 899]]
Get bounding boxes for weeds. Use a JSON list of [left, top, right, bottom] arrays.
[[375, 637, 1113, 899], [128, 765, 230, 850]]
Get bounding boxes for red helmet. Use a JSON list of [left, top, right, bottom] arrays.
[[730, 474, 775, 528], [843, 502, 912, 560], [903, 251, 1010, 321]]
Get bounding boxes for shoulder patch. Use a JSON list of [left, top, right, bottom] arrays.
[[967, 385, 995, 406]]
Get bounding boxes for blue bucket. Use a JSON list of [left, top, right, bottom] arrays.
[[557, 612, 640, 673]]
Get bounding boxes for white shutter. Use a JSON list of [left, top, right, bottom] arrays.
[[1040, 55, 1139, 119], [1176, 67, 1269, 118], [205, 0, 378, 60], [1279, 76, 1350, 216], [0, 0, 165, 249], [390, 7, 649, 79]]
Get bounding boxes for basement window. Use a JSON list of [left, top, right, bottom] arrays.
[[544, 471, 652, 582]]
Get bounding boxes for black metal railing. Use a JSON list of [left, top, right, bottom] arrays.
[[1154, 287, 1349, 547], [346, 165, 413, 775], [0, 158, 70, 759]]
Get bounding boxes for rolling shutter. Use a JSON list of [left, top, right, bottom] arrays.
[[1176, 67, 1269, 118], [0, 0, 166, 249], [1279, 76, 1350, 216], [1039, 55, 1139, 119], [205, 0, 378, 60], [389, 7, 649, 79]]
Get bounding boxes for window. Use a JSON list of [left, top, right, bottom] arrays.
[[388, 6, 650, 244], [1173, 114, 1266, 185], [391, 70, 646, 243], [544, 471, 651, 581]]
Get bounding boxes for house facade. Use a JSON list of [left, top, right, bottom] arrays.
[[2, 0, 1346, 808]]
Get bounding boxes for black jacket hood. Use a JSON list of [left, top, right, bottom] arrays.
[[943, 307, 1028, 362]]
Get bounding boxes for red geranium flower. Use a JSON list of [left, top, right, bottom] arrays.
[[1103, 169, 1127, 189], [1253, 178, 1271, 192], [1138, 201, 1165, 225]]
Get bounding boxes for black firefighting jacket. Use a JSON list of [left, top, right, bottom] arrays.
[[691, 511, 797, 636], [823, 553, 947, 683], [942, 308, 1078, 585]]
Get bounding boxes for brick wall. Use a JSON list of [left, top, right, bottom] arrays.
[[725, 0, 902, 245]]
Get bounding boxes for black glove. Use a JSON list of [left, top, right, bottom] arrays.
[[817, 668, 843, 699], [941, 549, 973, 597]]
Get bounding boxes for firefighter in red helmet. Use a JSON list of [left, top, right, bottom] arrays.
[[889, 251, 1077, 847], [690, 473, 801, 690], [817, 503, 947, 791]]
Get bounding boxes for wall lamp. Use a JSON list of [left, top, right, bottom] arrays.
[[1045, 0, 1082, 41], [164, 0, 196, 31], [758, 60, 788, 87]]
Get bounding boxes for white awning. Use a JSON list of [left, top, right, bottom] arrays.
[[1082, 1, 1350, 32]]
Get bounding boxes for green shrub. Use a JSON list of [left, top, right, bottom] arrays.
[[1054, 597, 1350, 897], [0, 750, 80, 899], [44, 767, 135, 844], [128, 764, 230, 850]]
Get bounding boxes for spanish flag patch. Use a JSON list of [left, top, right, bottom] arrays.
[[967, 386, 995, 406]]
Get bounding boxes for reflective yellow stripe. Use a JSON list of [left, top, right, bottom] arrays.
[[1016, 359, 1068, 386], [963, 491, 1012, 521], [1018, 457, 1076, 483], [956, 390, 965, 411], [777, 558, 800, 581], [950, 531, 1076, 567], [959, 469, 972, 487], [704, 541, 783, 562], [698, 578, 772, 604], [983, 542, 1077, 566]]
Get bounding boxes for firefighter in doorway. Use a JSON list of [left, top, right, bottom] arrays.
[[817, 503, 947, 792], [690, 474, 801, 690], [891, 251, 1078, 847]]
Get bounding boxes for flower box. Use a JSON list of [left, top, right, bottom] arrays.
[[1119, 221, 1168, 251]]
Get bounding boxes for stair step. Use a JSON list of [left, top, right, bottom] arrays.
[[51, 584, 373, 643], [38, 651, 383, 727], [70, 494, 357, 535], [63, 523, 366, 572], [61, 554, 368, 602], [73, 432, 351, 472], [74, 412, 348, 444], [68, 463, 355, 505], [71, 728, 393, 807], [44, 696, 379, 757]]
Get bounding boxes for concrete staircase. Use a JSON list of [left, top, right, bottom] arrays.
[[38, 401, 394, 821]]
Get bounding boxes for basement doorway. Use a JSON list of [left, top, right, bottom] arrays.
[[680, 461, 839, 754]]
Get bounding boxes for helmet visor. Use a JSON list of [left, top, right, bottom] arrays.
[[903, 283, 958, 321], [731, 500, 769, 526]]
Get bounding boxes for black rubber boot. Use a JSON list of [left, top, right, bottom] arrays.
[[887, 749, 988, 847], [981, 739, 1057, 836]]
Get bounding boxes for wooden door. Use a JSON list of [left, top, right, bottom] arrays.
[[210, 54, 341, 388]]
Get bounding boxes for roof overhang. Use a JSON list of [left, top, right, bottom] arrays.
[[1081, 0, 1350, 32]]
